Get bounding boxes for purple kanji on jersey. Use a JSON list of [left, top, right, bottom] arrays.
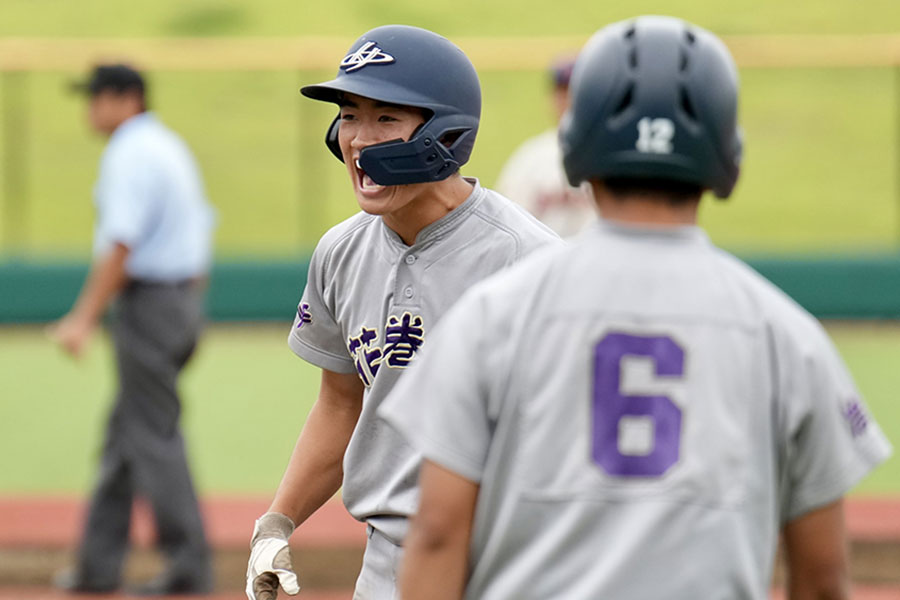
[[348, 327, 382, 387], [383, 312, 425, 367], [843, 398, 869, 438], [295, 303, 312, 329], [592, 333, 684, 477]]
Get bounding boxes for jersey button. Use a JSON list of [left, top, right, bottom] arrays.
[[404, 286, 414, 298], [405, 255, 416, 265]]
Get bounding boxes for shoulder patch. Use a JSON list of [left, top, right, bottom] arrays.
[[296, 302, 312, 329], [843, 397, 870, 438]]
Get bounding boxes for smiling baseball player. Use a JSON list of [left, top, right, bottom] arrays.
[[380, 16, 892, 600], [244, 25, 561, 600]]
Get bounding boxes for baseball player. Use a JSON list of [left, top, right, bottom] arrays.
[[244, 25, 561, 600], [494, 55, 595, 238], [380, 16, 892, 600]]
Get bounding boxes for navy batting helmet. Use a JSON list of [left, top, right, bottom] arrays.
[[560, 16, 742, 199], [301, 25, 481, 186]]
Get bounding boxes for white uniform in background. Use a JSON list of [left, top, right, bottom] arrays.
[[495, 129, 596, 238]]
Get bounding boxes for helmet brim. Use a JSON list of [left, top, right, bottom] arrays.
[[301, 75, 434, 110]]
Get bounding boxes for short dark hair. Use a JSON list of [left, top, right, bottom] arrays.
[[72, 64, 146, 98], [550, 56, 576, 89], [603, 177, 704, 204]]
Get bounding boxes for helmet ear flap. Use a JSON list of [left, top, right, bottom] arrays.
[[325, 114, 343, 163]]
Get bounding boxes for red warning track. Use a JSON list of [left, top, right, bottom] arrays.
[[1, 495, 897, 548], [0, 495, 365, 549]]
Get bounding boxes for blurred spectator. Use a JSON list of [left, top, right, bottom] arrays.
[[495, 54, 596, 238], [48, 63, 215, 596]]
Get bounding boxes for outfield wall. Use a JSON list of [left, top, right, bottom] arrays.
[[2, 255, 900, 322]]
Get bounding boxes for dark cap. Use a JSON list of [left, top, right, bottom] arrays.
[[550, 55, 576, 89], [71, 64, 145, 96]]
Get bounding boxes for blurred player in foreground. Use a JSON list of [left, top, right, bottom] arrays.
[[244, 25, 560, 600], [381, 16, 892, 600], [49, 64, 215, 595], [494, 54, 595, 237]]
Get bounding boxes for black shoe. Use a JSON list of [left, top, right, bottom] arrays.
[[53, 568, 119, 594], [127, 571, 212, 596]]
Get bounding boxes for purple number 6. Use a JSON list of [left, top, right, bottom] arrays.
[[592, 333, 684, 477]]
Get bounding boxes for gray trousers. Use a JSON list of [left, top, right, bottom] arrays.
[[75, 280, 211, 587]]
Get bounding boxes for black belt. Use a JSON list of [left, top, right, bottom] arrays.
[[128, 276, 206, 290]]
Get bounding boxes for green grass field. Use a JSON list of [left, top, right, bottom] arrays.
[[0, 0, 897, 37], [0, 1, 898, 258], [0, 323, 897, 495]]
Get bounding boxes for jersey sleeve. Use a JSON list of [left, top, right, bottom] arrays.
[[287, 239, 357, 374], [379, 289, 497, 483], [777, 320, 892, 522], [95, 145, 157, 250]]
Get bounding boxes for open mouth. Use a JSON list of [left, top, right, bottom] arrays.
[[355, 158, 385, 193]]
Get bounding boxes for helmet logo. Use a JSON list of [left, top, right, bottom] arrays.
[[636, 117, 675, 154], [340, 41, 395, 72]]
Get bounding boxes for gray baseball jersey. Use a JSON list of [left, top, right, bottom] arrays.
[[380, 220, 892, 599], [288, 178, 561, 544]]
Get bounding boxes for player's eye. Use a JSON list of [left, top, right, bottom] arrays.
[[378, 114, 399, 122], [340, 112, 357, 121]]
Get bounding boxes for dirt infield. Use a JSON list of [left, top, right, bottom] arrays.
[[0, 589, 352, 600], [0, 546, 362, 595], [1, 587, 898, 600], [0, 496, 364, 596], [1, 495, 898, 597]]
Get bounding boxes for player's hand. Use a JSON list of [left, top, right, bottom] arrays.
[[46, 313, 95, 359], [246, 512, 301, 600]]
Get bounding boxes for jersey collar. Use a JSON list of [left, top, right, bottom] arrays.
[[590, 218, 710, 245], [380, 177, 485, 250]]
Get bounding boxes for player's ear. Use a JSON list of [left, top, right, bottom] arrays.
[[325, 114, 343, 162]]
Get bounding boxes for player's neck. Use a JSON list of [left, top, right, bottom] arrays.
[[383, 176, 475, 246], [592, 183, 700, 226]]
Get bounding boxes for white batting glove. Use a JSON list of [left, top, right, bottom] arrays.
[[246, 512, 301, 600]]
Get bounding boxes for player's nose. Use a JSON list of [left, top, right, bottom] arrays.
[[349, 121, 382, 151]]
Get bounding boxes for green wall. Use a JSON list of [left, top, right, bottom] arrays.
[[3, 254, 900, 322]]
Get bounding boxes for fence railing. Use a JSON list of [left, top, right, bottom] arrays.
[[0, 34, 898, 70]]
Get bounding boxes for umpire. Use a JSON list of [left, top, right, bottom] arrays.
[[49, 63, 215, 595]]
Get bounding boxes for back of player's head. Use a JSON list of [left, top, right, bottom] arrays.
[[560, 16, 742, 199], [301, 24, 481, 186]]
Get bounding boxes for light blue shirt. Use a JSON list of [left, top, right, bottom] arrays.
[[93, 112, 214, 281]]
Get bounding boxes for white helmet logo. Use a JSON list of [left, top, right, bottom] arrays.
[[340, 41, 395, 72]]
